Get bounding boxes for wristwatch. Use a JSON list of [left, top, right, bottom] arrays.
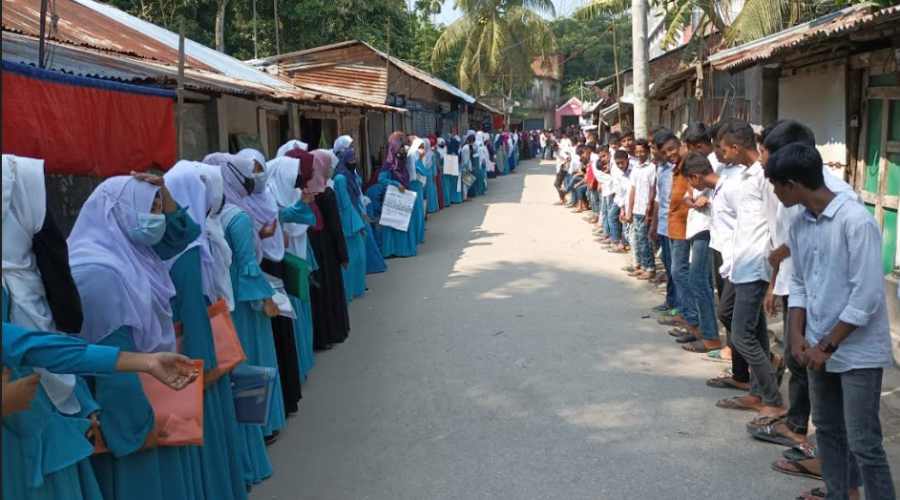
[[817, 340, 839, 354]]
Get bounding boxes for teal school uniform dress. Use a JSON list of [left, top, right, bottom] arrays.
[[333, 174, 367, 301], [223, 209, 280, 485], [377, 171, 422, 258], [169, 247, 248, 500], [2, 290, 104, 500]]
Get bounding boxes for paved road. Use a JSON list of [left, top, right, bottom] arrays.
[[251, 159, 818, 499]]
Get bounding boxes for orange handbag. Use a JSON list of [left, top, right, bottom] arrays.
[[93, 360, 205, 453], [206, 299, 247, 385]]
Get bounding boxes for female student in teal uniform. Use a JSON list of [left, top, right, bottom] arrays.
[[164, 161, 249, 500], [67, 173, 204, 500]]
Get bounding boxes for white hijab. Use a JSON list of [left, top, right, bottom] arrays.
[[68, 177, 177, 353], [266, 156, 309, 259], [277, 140, 309, 158], [194, 164, 235, 310], [236, 149, 285, 262], [1, 155, 80, 414], [164, 161, 226, 307]]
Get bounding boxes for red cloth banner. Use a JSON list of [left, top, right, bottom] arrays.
[[2, 68, 177, 176]]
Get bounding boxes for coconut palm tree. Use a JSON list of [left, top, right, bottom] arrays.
[[431, 0, 558, 97]]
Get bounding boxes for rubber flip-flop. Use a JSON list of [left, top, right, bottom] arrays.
[[668, 327, 688, 337], [795, 487, 827, 500], [771, 458, 823, 481], [715, 396, 760, 412], [749, 422, 805, 447], [682, 340, 720, 353], [675, 334, 698, 344], [706, 376, 749, 391], [782, 442, 817, 462]]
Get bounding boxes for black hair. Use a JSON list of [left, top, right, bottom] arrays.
[[608, 131, 622, 143], [654, 130, 679, 149], [683, 122, 710, 145], [763, 119, 816, 153], [620, 128, 634, 139], [599, 143, 609, 152], [682, 151, 714, 177], [713, 119, 734, 141], [765, 143, 825, 190], [634, 138, 649, 149], [719, 120, 756, 149], [613, 149, 629, 161]]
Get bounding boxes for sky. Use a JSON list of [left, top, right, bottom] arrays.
[[430, 0, 584, 26]]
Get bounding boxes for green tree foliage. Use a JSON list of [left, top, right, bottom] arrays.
[[550, 14, 631, 98], [107, 0, 426, 63], [431, 0, 558, 97]]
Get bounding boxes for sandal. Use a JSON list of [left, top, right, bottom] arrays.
[[795, 487, 827, 500], [682, 340, 721, 353], [675, 334, 699, 344], [703, 349, 729, 363], [706, 376, 748, 391], [771, 458, 823, 480], [668, 327, 688, 337], [783, 442, 817, 462], [715, 396, 760, 411], [748, 419, 806, 447]]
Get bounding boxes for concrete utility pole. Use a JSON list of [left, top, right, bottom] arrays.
[[631, 0, 650, 138]]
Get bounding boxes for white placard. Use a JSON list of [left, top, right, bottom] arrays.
[[416, 173, 428, 186], [486, 160, 496, 173], [443, 154, 460, 176], [379, 185, 418, 232]]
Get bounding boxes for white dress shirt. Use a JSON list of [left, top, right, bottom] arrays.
[[629, 161, 656, 216], [686, 188, 712, 239], [730, 161, 780, 285], [788, 192, 892, 373], [710, 164, 742, 278]]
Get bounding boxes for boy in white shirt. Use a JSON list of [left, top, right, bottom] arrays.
[[626, 139, 657, 279], [767, 143, 894, 500], [715, 121, 784, 417]]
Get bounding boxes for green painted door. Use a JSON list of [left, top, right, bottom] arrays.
[[861, 79, 900, 275]]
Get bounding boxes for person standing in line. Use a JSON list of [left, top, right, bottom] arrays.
[[678, 153, 722, 354], [68, 173, 206, 499], [767, 143, 895, 500], [626, 139, 657, 281], [713, 121, 784, 417], [648, 129, 680, 318]]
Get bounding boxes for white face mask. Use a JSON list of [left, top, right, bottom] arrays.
[[128, 212, 166, 246], [252, 171, 269, 194]]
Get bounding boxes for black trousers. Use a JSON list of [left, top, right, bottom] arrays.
[[712, 248, 750, 385], [783, 295, 810, 435]]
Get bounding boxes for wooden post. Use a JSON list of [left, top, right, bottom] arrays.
[[177, 22, 186, 158], [273, 0, 281, 55], [252, 0, 258, 60], [611, 23, 622, 127], [38, 0, 48, 68]]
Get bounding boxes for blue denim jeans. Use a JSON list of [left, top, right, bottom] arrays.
[[607, 203, 622, 242], [633, 215, 655, 271], [670, 238, 692, 322], [601, 195, 613, 235], [688, 231, 717, 340], [658, 235, 678, 310], [809, 368, 893, 500]]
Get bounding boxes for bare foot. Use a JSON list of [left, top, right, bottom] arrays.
[[757, 405, 787, 418]]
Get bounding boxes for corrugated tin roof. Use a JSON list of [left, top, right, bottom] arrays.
[[2, 32, 405, 112], [709, 4, 900, 71], [253, 40, 478, 105], [1, 0, 405, 111], [262, 59, 389, 106], [2, 0, 210, 68], [71, 0, 294, 89]]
